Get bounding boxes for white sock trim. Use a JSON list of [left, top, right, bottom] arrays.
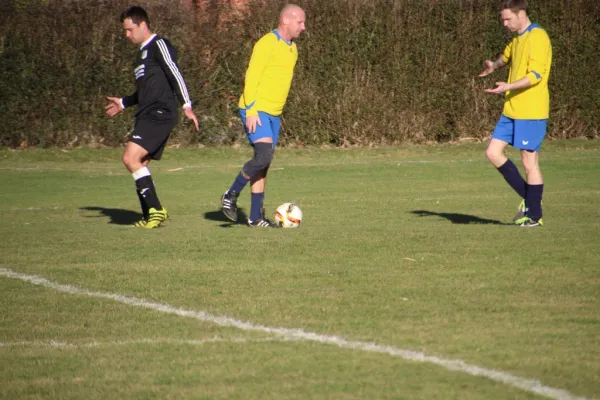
[[132, 167, 151, 181]]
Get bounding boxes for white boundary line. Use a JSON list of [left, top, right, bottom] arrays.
[[0, 337, 290, 349], [0, 159, 480, 172], [0, 268, 587, 400]]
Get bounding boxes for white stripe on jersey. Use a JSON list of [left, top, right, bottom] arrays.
[[156, 39, 191, 105], [135, 65, 145, 79]]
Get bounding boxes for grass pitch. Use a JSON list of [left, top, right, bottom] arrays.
[[1, 141, 599, 399]]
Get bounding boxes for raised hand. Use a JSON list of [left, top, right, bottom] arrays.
[[485, 82, 510, 94], [105, 96, 123, 117], [478, 60, 495, 77]]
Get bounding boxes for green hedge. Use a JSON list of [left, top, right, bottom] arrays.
[[1, 0, 598, 148]]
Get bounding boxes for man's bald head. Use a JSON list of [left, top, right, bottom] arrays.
[[280, 4, 304, 22], [278, 4, 306, 42]]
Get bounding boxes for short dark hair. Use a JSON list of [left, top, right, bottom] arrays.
[[120, 6, 150, 27], [499, 0, 528, 12]]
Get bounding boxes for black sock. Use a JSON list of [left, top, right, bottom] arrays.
[[135, 184, 150, 220], [526, 184, 543, 221], [135, 175, 162, 211], [497, 159, 527, 199]]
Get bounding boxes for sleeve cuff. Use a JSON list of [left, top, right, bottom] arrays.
[[244, 103, 258, 116], [120, 98, 125, 109], [183, 102, 192, 110], [526, 72, 541, 85]]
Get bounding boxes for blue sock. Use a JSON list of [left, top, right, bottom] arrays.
[[497, 159, 527, 199], [250, 192, 264, 221], [228, 172, 249, 195], [526, 184, 543, 221]]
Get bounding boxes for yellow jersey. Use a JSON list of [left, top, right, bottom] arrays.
[[502, 23, 552, 120], [239, 30, 298, 117]]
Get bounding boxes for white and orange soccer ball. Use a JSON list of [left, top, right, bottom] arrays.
[[274, 202, 302, 228]]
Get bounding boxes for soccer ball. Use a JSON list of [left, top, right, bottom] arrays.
[[274, 202, 302, 228]]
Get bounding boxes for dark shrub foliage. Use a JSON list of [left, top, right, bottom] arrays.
[[1, 0, 598, 148]]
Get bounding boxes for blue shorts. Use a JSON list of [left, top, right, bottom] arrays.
[[492, 115, 547, 152], [239, 110, 281, 147]]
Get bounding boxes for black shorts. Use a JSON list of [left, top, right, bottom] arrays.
[[128, 109, 178, 160]]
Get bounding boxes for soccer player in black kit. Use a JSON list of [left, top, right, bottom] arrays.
[[105, 6, 199, 228]]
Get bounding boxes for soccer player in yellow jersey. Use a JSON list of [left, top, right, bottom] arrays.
[[480, 0, 552, 227], [221, 4, 306, 227]]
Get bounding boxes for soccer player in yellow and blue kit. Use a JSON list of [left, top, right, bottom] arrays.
[[221, 4, 306, 227], [480, 0, 552, 227]]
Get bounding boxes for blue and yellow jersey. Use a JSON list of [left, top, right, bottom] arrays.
[[502, 23, 552, 119], [239, 30, 298, 117]]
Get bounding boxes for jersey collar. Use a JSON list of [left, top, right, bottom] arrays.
[[273, 30, 292, 46], [140, 34, 157, 49], [519, 23, 540, 36]]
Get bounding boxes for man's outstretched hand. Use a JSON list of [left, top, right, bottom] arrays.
[[105, 97, 123, 116]]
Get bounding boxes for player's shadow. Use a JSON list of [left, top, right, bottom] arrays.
[[203, 208, 249, 228], [80, 206, 142, 225], [410, 210, 506, 225]]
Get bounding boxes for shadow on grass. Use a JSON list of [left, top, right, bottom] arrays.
[[410, 210, 507, 225], [80, 206, 141, 225], [203, 208, 248, 228]]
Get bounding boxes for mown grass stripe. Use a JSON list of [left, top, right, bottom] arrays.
[[0, 267, 587, 400]]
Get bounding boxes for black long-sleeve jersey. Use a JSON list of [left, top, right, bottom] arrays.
[[122, 34, 192, 120]]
